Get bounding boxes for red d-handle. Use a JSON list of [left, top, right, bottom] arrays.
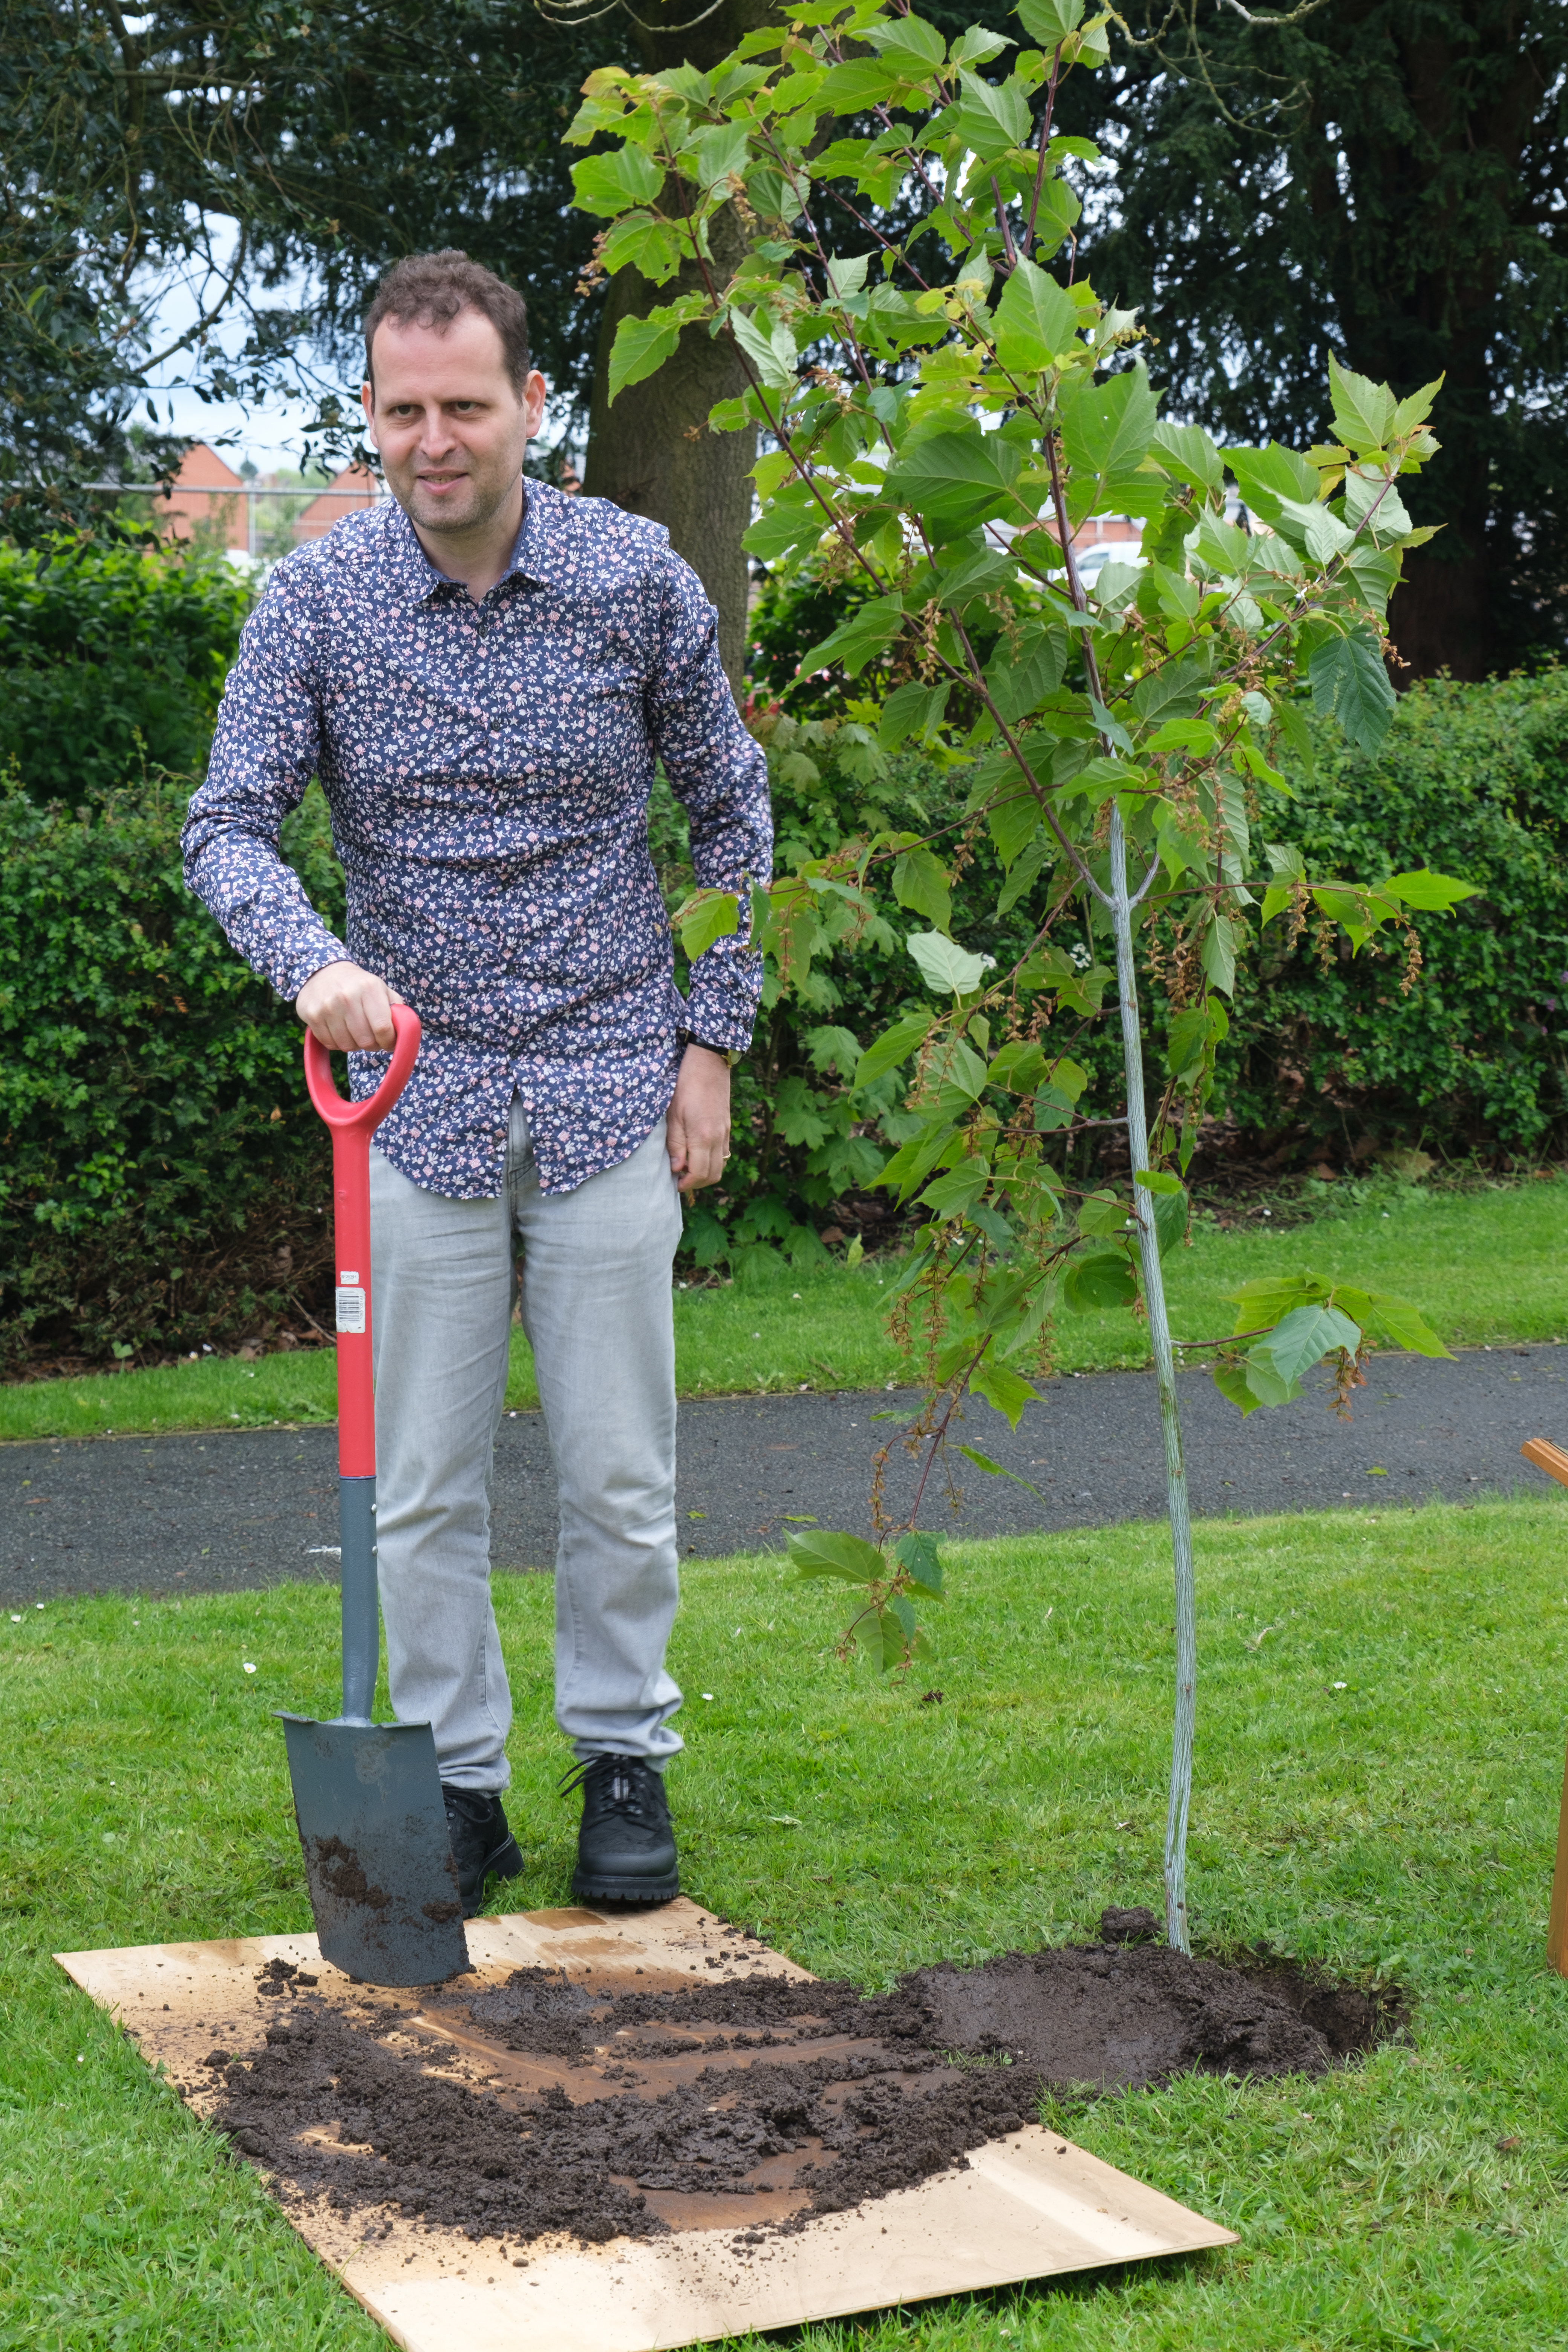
[[303, 1001, 422, 1133], [304, 1004, 422, 1477]]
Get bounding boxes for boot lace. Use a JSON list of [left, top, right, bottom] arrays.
[[558, 1752, 659, 1818]]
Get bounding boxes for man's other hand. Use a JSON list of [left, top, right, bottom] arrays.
[[667, 1046, 731, 1194], [295, 960, 405, 1052]]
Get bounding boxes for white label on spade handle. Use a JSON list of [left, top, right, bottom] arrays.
[[335, 1286, 366, 1335]]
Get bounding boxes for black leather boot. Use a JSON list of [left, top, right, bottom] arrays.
[[441, 1785, 524, 1918], [562, 1753, 679, 1904]]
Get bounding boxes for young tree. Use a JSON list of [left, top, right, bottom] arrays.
[[569, 0, 1472, 1949]]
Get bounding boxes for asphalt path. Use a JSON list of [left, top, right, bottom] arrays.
[[5, 1345, 1568, 1606]]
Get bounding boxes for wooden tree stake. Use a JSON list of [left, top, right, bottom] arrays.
[[1521, 1441, 1568, 1976]]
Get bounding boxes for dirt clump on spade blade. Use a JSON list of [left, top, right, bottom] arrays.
[[210, 1914, 1394, 2249]]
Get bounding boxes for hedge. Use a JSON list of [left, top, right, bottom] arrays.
[[1221, 668, 1568, 1160], [2, 666, 1564, 1365], [0, 540, 250, 805], [0, 777, 341, 1370]]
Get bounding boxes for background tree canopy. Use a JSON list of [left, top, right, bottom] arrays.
[[2, 0, 1563, 678]]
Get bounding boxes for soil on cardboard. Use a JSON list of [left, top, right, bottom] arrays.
[[209, 1915, 1399, 2252]]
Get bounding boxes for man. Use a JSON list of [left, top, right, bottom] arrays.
[[183, 249, 772, 1914]]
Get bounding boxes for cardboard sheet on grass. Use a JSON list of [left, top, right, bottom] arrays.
[[58, 1899, 1234, 2350]]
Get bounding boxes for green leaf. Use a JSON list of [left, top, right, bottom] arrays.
[[989, 627, 1068, 724], [908, 931, 992, 996], [1309, 628, 1396, 753], [1343, 465, 1412, 542], [1273, 495, 1354, 566], [1212, 1362, 1266, 1416], [1189, 510, 1252, 576], [1251, 1302, 1363, 1386], [1358, 1291, 1452, 1359], [817, 58, 901, 108], [929, 1036, 988, 1101], [1392, 376, 1444, 435], [853, 1608, 892, 1669], [1143, 717, 1218, 759], [997, 828, 1050, 917], [799, 592, 905, 679], [1227, 442, 1319, 522], [600, 211, 686, 286], [571, 147, 665, 216], [1200, 911, 1239, 996], [743, 487, 826, 564], [1076, 1187, 1127, 1238], [854, 1012, 934, 1092], [773, 1073, 834, 1150], [987, 781, 1041, 869], [876, 1120, 961, 1202], [1328, 353, 1398, 455], [608, 295, 705, 404], [969, 1357, 1040, 1427], [957, 1444, 1045, 1497], [880, 680, 949, 750], [1227, 1272, 1331, 1333], [674, 888, 740, 961], [885, 428, 1027, 542], [1150, 420, 1223, 499], [1238, 1356, 1303, 1409], [728, 306, 797, 394], [892, 846, 952, 930], [950, 25, 1015, 65], [1165, 1005, 1211, 1081], [1015, 0, 1086, 42], [891, 1528, 945, 1597], [1151, 1184, 1188, 1261], [954, 68, 1032, 162], [1060, 364, 1159, 487], [824, 251, 871, 299], [920, 1155, 992, 1218], [987, 1041, 1046, 1094], [866, 12, 947, 69], [1379, 868, 1480, 914], [994, 257, 1079, 373], [787, 1527, 886, 1584], [688, 121, 749, 191], [1063, 1250, 1137, 1312]]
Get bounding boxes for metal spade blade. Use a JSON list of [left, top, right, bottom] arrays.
[[280, 1714, 469, 1986]]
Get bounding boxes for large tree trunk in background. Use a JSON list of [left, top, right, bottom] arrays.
[[1388, 530, 1494, 682], [582, 0, 778, 697], [1322, 6, 1548, 681], [584, 204, 757, 694]]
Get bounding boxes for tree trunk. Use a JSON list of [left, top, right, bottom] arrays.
[[583, 206, 758, 694], [582, 0, 778, 697]]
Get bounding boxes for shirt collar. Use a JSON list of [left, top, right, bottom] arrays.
[[389, 479, 570, 604]]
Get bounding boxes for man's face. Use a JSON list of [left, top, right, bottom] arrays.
[[362, 308, 547, 538]]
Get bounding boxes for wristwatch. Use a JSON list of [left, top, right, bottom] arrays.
[[678, 1031, 739, 1067]]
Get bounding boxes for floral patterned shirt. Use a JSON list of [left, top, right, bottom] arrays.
[[182, 484, 772, 1197]]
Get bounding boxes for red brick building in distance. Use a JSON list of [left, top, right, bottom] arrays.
[[154, 443, 248, 550], [292, 464, 378, 543]]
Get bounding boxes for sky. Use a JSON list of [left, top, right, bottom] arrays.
[[138, 231, 346, 475]]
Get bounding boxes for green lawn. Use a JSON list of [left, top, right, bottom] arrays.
[[4, 1494, 1568, 2347], [7, 1172, 1568, 1443]]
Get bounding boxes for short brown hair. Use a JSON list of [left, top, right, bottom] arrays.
[[363, 251, 531, 394]]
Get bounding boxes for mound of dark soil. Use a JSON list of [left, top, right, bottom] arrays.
[[211, 1915, 1394, 2251]]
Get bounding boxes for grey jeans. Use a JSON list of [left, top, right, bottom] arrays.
[[368, 1101, 684, 1790]]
